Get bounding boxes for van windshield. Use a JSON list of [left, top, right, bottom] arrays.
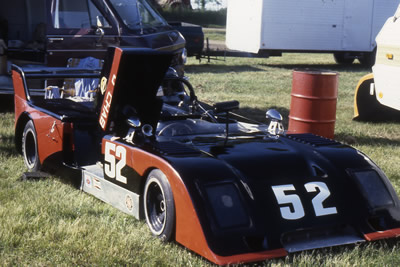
[[109, 0, 168, 30]]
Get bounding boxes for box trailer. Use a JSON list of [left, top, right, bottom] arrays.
[[226, 0, 400, 66]]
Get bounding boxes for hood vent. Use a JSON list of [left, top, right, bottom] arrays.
[[286, 133, 341, 147], [154, 141, 202, 156]]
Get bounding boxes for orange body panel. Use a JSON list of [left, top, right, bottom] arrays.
[[101, 138, 287, 265], [12, 69, 71, 167], [364, 228, 400, 241], [12, 69, 28, 123]]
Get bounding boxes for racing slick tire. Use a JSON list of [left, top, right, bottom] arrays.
[[22, 120, 41, 172], [144, 169, 175, 242]]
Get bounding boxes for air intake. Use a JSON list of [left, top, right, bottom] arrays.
[[286, 133, 341, 147]]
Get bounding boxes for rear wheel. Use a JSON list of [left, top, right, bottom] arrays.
[[22, 120, 41, 171], [333, 53, 354, 64], [143, 169, 175, 241], [358, 50, 376, 68]]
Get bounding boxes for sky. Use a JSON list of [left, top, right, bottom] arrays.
[[191, 0, 227, 10]]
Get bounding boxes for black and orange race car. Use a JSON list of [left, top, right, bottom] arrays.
[[12, 47, 400, 265]]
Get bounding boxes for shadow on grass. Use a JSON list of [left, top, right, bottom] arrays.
[[0, 135, 19, 157], [272, 238, 400, 266], [0, 94, 15, 113], [353, 110, 400, 123], [185, 61, 371, 76], [335, 132, 400, 147], [262, 63, 371, 73], [185, 64, 265, 74]]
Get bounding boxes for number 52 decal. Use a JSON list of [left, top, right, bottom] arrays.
[[272, 182, 337, 220], [104, 141, 127, 184]]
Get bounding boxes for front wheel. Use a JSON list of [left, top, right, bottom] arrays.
[[22, 120, 41, 171], [143, 169, 175, 242]]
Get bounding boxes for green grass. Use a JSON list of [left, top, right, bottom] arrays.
[[203, 28, 226, 42], [1, 53, 400, 265]]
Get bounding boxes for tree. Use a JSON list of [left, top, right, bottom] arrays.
[[150, 0, 192, 9], [193, 0, 221, 10], [149, 0, 222, 10]]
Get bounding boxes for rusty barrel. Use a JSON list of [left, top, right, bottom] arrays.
[[288, 70, 338, 139]]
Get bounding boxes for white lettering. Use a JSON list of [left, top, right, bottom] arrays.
[[100, 91, 113, 129], [105, 142, 116, 178], [272, 182, 337, 220], [100, 116, 106, 129]]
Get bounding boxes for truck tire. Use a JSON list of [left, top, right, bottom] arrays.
[[359, 49, 376, 68], [333, 53, 354, 64]]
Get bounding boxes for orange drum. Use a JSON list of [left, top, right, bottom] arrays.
[[288, 70, 338, 139]]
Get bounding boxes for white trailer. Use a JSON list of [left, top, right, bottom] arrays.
[[226, 0, 400, 66]]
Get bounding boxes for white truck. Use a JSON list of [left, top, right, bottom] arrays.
[[226, 0, 400, 66]]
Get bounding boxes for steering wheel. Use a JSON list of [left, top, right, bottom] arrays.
[[163, 76, 197, 104]]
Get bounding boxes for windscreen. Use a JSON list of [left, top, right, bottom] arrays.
[[52, 0, 111, 29], [109, 0, 167, 30]]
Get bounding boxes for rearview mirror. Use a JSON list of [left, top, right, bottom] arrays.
[[96, 16, 104, 28]]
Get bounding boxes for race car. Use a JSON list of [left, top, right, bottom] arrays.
[[13, 47, 400, 265]]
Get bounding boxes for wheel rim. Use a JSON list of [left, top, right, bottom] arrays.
[[24, 129, 37, 169], [145, 178, 167, 235]]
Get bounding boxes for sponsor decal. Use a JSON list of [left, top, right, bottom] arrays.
[[125, 195, 134, 212], [93, 177, 102, 191], [99, 91, 113, 129], [100, 76, 107, 95], [85, 174, 92, 188], [99, 74, 116, 130]]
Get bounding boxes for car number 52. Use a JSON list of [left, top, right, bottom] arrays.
[[104, 141, 127, 184], [272, 182, 337, 220]]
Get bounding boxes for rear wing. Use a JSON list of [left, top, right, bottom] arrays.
[[12, 47, 173, 129], [11, 65, 101, 102]]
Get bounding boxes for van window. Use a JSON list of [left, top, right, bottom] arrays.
[[0, 0, 46, 43], [109, 0, 167, 30], [53, 0, 110, 29]]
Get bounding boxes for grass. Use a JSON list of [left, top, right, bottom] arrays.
[[1, 53, 400, 266], [203, 28, 226, 42]]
